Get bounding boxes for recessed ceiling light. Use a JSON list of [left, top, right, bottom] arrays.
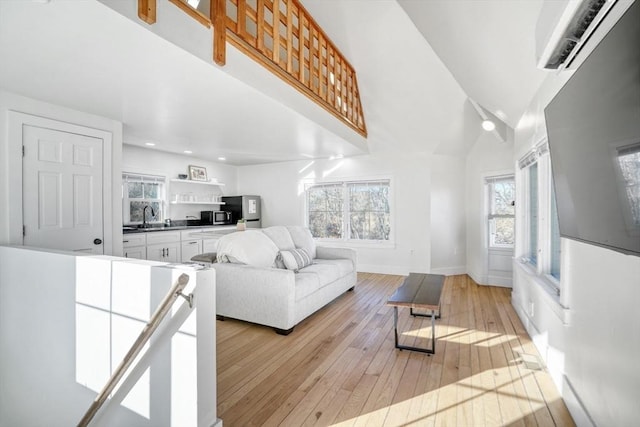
[[218, 157, 226, 161], [145, 142, 156, 146], [183, 150, 192, 154], [482, 119, 496, 131]]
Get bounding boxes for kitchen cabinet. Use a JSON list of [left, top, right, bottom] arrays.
[[121, 226, 233, 262], [202, 237, 219, 253], [143, 230, 181, 262], [122, 234, 146, 259], [181, 239, 203, 262], [146, 242, 180, 262]]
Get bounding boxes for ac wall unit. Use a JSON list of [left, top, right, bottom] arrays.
[[535, 0, 634, 70]]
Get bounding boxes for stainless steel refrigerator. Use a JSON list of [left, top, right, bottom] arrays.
[[221, 195, 261, 228]]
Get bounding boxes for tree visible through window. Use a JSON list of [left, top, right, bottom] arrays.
[[307, 180, 391, 241], [488, 176, 515, 248], [123, 173, 165, 224]]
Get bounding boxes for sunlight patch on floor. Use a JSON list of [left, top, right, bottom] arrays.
[[330, 366, 551, 426]]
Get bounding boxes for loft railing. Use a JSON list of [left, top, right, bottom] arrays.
[[138, 0, 367, 137]]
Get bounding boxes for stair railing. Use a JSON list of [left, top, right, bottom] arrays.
[[77, 273, 192, 427]]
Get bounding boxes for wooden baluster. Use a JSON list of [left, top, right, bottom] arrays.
[[286, 0, 294, 73], [237, 0, 247, 39], [257, 0, 265, 54], [138, 0, 157, 24], [272, 0, 280, 65], [213, 0, 227, 65], [319, 35, 327, 101]]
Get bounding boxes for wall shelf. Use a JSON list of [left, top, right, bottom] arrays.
[[170, 179, 225, 186]]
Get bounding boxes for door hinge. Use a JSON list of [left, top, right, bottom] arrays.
[[22, 225, 26, 237], [22, 145, 25, 157]]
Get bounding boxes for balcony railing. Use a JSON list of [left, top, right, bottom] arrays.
[[139, 0, 367, 137]]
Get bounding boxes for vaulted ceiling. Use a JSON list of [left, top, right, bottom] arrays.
[[0, 0, 552, 164]]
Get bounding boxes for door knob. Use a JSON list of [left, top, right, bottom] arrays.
[[94, 238, 102, 245]]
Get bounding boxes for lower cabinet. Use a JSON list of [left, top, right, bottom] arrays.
[[133, 230, 181, 262], [146, 242, 180, 262], [202, 237, 219, 253], [124, 246, 146, 259], [123, 234, 147, 259], [181, 239, 203, 262], [122, 227, 231, 262]]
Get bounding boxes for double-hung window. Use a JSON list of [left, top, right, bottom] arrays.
[[518, 140, 562, 292], [487, 175, 515, 248], [306, 179, 391, 242], [122, 173, 166, 225]]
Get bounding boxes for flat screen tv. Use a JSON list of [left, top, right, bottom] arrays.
[[545, 0, 640, 257]]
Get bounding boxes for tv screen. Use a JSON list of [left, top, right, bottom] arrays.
[[545, 0, 640, 257]]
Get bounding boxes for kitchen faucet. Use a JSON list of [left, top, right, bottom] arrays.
[[142, 205, 156, 228]]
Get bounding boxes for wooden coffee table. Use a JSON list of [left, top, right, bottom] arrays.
[[387, 273, 445, 354]]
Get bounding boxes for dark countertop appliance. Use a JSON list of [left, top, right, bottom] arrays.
[[221, 195, 261, 228], [201, 210, 231, 225]]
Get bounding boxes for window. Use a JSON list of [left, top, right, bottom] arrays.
[[528, 163, 539, 265], [518, 140, 562, 292], [487, 175, 515, 248], [306, 179, 391, 242], [122, 173, 165, 225]]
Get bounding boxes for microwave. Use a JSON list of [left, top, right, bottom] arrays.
[[201, 210, 231, 225]]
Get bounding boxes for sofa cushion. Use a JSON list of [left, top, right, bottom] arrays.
[[286, 226, 317, 259], [298, 263, 341, 285], [313, 258, 354, 278], [278, 248, 312, 272], [262, 226, 296, 251], [216, 230, 279, 268], [294, 272, 322, 301]]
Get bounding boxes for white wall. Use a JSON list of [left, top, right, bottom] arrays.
[[0, 89, 123, 254], [465, 130, 515, 285], [122, 144, 238, 222], [0, 246, 218, 427], [237, 150, 468, 275], [430, 154, 467, 275], [513, 70, 640, 427]]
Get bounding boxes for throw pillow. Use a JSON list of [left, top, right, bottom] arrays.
[[278, 248, 312, 272]]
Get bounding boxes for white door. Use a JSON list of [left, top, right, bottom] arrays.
[[22, 125, 104, 254]]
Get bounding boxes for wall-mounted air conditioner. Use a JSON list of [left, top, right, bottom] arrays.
[[535, 0, 635, 70]]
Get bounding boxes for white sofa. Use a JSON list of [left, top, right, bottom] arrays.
[[212, 226, 356, 335]]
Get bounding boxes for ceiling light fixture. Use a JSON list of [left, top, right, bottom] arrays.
[[183, 150, 192, 154], [145, 142, 156, 146], [218, 157, 226, 161], [482, 119, 496, 132]]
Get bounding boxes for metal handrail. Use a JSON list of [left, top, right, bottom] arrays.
[[77, 273, 192, 427]]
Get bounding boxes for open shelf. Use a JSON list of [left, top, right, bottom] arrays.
[[170, 179, 225, 186]]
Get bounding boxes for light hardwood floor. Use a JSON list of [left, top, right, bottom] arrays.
[[216, 273, 575, 426]]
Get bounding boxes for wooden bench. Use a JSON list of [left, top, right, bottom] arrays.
[[387, 273, 445, 354]]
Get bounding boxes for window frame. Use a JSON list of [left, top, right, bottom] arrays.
[[304, 177, 394, 246], [486, 174, 516, 249], [122, 173, 166, 225], [517, 140, 562, 295]]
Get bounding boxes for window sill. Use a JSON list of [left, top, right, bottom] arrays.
[[514, 259, 570, 324], [315, 239, 395, 249]]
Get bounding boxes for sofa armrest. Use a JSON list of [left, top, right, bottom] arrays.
[[212, 263, 297, 329], [316, 246, 356, 265]]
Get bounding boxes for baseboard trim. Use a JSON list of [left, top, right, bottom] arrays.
[[356, 264, 409, 275], [562, 375, 596, 427], [357, 265, 468, 276], [430, 266, 466, 276], [486, 274, 513, 288]]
